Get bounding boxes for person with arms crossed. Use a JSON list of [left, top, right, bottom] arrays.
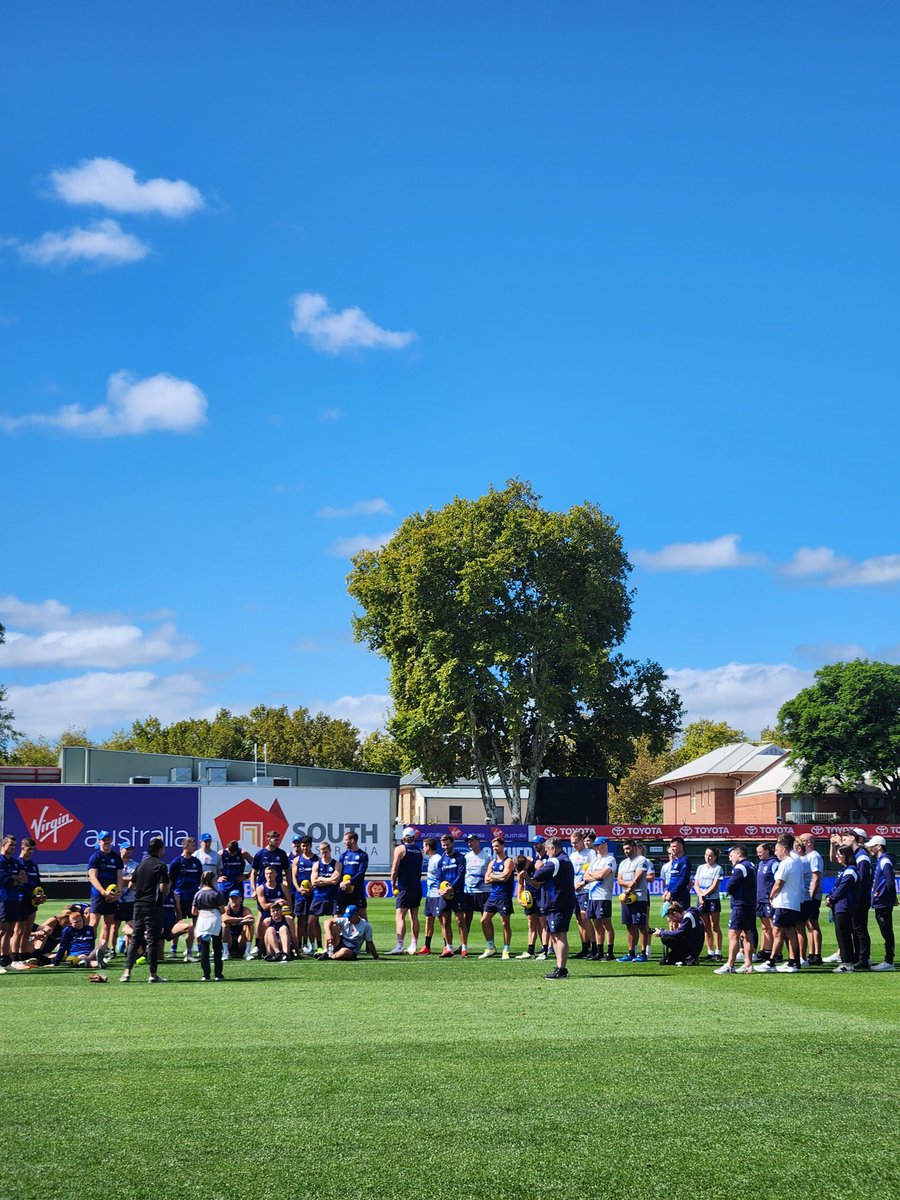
[[388, 827, 424, 955], [530, 836, 576, 979], [755, 842, 778, 962], [616, 840, 651, 963], [867, 835, 896, 971], [436, 833, 466, 957], [290, 834, 318, 954], [218, 840, 252, 897], [480, 836, 515, 959], [848, 828, 874, 971], [461, 832, 492, 954], [169, 837, 203, 962], [754, 833, 804, 973], [417, 836, 441, 955], [11, 837, 43, 969], [584, 836, 616, 961], [195, 833, 222, 882], [569, 829, 594, 959], [310, 841, 341, 954], [714, 845, 757, 974], [824, 846, 858, 973], [250, 831, 291, 896], [663, 837, 691, 909], [0, 835, 27, 972]]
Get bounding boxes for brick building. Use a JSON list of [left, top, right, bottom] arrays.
[[652, 742, 785, 825]]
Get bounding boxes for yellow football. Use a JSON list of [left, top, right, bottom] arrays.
[[518, 889, 533, 910]]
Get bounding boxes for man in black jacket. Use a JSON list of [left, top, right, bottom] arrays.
[[120, 838, 170, 984]]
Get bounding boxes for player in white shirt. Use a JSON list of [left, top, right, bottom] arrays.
[[797, 833, 825, 965], [460, 833, 492, 955], [583, 836, 616, 961], [323, 906, 379, 960], [754, 833, 804, 973]]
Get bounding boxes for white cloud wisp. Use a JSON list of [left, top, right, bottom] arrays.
[[49, 157, 205, 217], [328, 531, 396, 557], [665, 662, 812, 739], [17, 219, 150, 267], [633, 533, 765, 573], [316, 498, 394, 519], [291, 292, 415, 355]]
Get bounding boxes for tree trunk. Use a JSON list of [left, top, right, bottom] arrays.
[[469, 707, 497, 822]]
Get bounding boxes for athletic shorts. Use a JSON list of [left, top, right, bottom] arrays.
[[117, 900, 135, 922], [436, 894, 457, 916], [90, 895, 119, 917], [293, 893, 312, 917], [801, 899, 821, 920], [772, 907, 801, 929], [310, 897, 337, 917], [756, 901, 773, 919], [424, 896, 442, 918], [544, 909, 574, 936], [576, 891, 590, 913], [466, 893, 488, 913], [0, 899, 15, 923], [336, 895, 367, 916], [395, 888, 421, 910], [621, 901, 648, 927], [483, 897, 513, 917], [161, 920, 178, 941], [224, 924, 250, 942], [729, 906, 756, 932], [338, 947, 359, 960], [587, 899, 612, 920], [699, 897, 721, 914]]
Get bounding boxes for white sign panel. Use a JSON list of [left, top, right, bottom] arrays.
[[199, 786, 393, 872]]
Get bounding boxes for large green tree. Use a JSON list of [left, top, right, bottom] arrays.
[[778, 659, 900, 802], [348, 480, 682, 822], [670, 718, 746, 768], [608, 735, 674, 824]]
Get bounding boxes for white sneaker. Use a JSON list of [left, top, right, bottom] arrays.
[[775, 963, 799, 973], [183, 953, 195, 964], [713, 964, 736, 974], [502, 949, 511, 960], [517, 951, 534, 959], [385, 946, 405, 955], [833, 964, 855, 973], [534, 951, 548, 961], [753, 961, 774, 972], [872, 962, 896, 971], [244, 948, 253, 960], [479, 948, 497, 959], [823, 951, 842, 963], [799, 958, 810, 968], [250, 946, 259, 959], [735, 952, 745, 962], [406, 946, 418, 955]]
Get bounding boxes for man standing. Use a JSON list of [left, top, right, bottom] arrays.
[[583, 835, 616, 961], [120, 836, 170, 983], [169, 837, 203, 962], [569, 830, 594, 959], [195, 833, 222, 881], [753, 833, 804, 973], [250, 830, 291, 894], [388, 827, 424, 955], [436, 833, 466, 957], [530, 836, 576, 979], [616, 840, 651, 963], [461, 833, 492, 954], [218, 839, 251, 896], [663, 837, 691, 909], [87, 830, 123, 967], [755, 842, 778, 962], [848, 828, 873, 971], [797, 834, 824, 965], [0, 835, 26, 972], [290, 834, 318, 954], [867, 835, 896, 971], [338, 829, 370, 918], [714, 845, 757, 974], [480, 836, 515, 959], [417, 836, 441, 955]]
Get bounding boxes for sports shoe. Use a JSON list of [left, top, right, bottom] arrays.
[[406, 946, 418, 955], [416, 947, 431, 955], [214, 975, 225, 982], [440, 946, 454, 958], [119, 972, 131, 982], [872, 962, 896, 971], [833, 964, 855, 973], [200, 976, 211, 982], [222, 948, 230, 961], [775, 963, 799, 973], [824, 951, 842, 963], [799, 958, 810, 968], [501, 949, 511, 960], [853, 962, 872, 972], [147, 975, 167, 983], [0, 966, 7, 974], [753, 961, 774, 972], [314, 951, 328, 960], [735, 952, 745, 962], [544, 967, 569, 980], [183, 953, 196, 964], [97, 948, 109, 968], [479, 948, 497, 959], [249, 945, 259, 959], [534, 951, 548, 961], [167, 946, 178, 958], [739, 965, 754, 973], [714, 964, 736, 974], [385, 946, 405, 955], [244, 948, 253, 960], [517, 951, 534, 959], [572, 947, 590, 959], [616, 954, 635, 962], [460, 948, 468, 958], [633, 953, 648, 963]]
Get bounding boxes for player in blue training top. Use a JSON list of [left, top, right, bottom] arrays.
[[290, 834, 318, 954], [250, 830, 291, 893], [652, 900, 705, 965], [713, 844, 757, 974], [825, 845, 858, 972], [218, 840, 251, 896], [310, 841, 341, 953], [53, 907, 100, 967], [848, 829, 873, 971], [436, 833, 466, 957], [530, 836, 576, 979], [866, 835, 896, 971], [10, 837, 43, 968], [168, 837, 203, 962], [388, 827, 424, 955], [480, 836, 515, 959], [87, 830, 124, 967], [0, 834, 27, 971], [416, 837, 441, 955], [663, 837, 692, 909], [338, 830, 370, 918], [754, 842, 778, 962]]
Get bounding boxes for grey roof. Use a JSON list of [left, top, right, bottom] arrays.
[[651, 742, 786, 787]]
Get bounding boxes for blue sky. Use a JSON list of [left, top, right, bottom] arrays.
[[2, 3, 898, 743]]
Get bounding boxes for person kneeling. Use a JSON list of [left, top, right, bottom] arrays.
[[262, 900, 298, 961], [322, 905, 378, 960], [652, 902, 705, 965]]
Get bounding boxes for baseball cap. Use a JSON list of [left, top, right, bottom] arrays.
[[851, 827, 867, 839], [531, 835, 546, 845], [200, 832, 212, 841], [291, 834, 303, 843], [344, 905, 359, 918], [402, 826, 416, 838], [97, 830, 111, 840], [228, 888, 242, 897], [865, 835, 886, 848], [118, 839, 132, 849], [593, 835, 608, 845], [465, 832, 481, 841]]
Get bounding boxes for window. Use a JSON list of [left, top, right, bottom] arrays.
[[690, 790, 697, 814], [449, 805, 463, 823], [495, 806, 505, 823]]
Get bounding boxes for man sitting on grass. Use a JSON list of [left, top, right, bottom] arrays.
[[320, 905, 379, 960]]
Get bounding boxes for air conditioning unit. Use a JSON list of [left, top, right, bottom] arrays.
[[271, 777, 290, 787], [203, 767, 228, 785], [169, 767, 192, 783], [129, 776, 151, 785]]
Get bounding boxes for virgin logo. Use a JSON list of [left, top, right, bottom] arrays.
[[449, 826, 463, 838], [15, 797, 84, 852]]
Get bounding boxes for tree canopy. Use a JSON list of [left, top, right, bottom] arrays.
[[670, 718, 746, 768], [778, 659, 900, 802], [348, 479, 682, 822]]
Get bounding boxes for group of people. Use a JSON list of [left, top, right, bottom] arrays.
[[1, 822, 895, 982]]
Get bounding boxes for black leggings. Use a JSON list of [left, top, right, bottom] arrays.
[[834, 911, 855, 966], [874, 908, 895, 965], [198, 933, 223, 979]]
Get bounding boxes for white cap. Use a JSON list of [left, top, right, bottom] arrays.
[[402, 826, 417, 838], [865, 835, 886, 849]]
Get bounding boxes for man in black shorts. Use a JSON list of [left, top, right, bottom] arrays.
[[120, 837, 170, 983]]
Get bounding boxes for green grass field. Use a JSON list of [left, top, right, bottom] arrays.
[[1, 900, 897, 1200]]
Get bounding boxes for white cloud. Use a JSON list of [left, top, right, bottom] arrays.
[[665, 662, 812, 739], [0, 596, 104, 632], [0, 370, 208, 437], [328, 530, 395, 557], [781, 546, 900, 587], [7, 671, 212, 740], [290, 292, 415, 355], [0, 622, 195, 670], [794, 641, 868, 664], [317, 692, 391, 735], [633, 534, 765, 572], [49, 157, 205, 217], [17, 218, 150, 267], [316, 498, 394, 519]]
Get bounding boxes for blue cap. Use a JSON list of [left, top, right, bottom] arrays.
[[291, 834, 303, 843], [594, 835, 608, 844], [531, 836, 545, 845], [200, 832, 212, 841], [97, 830, 111, 840], [344, 905, 359, 918], [228, 888, 242, 897], [118, 839, 132, 849]]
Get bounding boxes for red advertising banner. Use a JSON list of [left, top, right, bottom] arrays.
[[536, 822, 900, 840]]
